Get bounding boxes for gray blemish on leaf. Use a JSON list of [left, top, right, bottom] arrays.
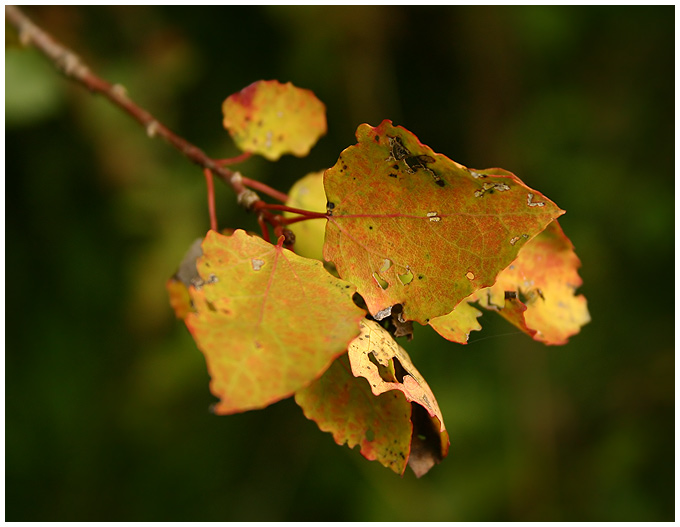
[[387, 135, 410, 161], [426, 211, 441, 222], [175, 238, 204, 288], [527, 193, 545, 207], [251, 258, 265, 271], [475, 182, 511, 198], [374, 305, 393, 321], [510, 236, 521, 246], [386, 136, 442, 186]]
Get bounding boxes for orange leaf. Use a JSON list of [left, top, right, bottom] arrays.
[[297, 320, 449, 477], [323, 120, 564, 325], [222, 80, 327, 161], [295, 353, 412, 475], [473, 220, 590, 345]]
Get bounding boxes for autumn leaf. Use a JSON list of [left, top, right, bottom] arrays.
[[295, 353, 413, 475], [323, 120, 564, 325], [284, 170, 327, 261], [298, 320, 449, 477], [180, 229, 366, 414], [471, 220, 590, 345], [428, 301, 483, 344], [348, 319, 449, 477], [222, 80, 327, 161]]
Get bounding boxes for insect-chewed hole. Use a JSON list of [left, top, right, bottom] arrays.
[[398, 268, 414, 285], [368, 352, 396, 383], [372, 272, 389, 290], [380, 258, 392, 273]]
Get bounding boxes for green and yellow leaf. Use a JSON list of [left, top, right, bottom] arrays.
[[428, 301, 483, 344], [284, 170, 327, 261], [180, 229, 365, 414]]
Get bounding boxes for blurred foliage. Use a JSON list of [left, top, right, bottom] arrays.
[[5, 5, 674, 521]]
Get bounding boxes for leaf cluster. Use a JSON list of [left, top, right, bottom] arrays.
[[168, 80, 590, 476]]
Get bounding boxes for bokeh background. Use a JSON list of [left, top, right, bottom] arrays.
[[6, 6, 674, 521]]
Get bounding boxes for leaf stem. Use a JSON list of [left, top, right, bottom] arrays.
[[257, 214, 271, 243], [215, 151, 252, 167], [241, 177, 290, 203], [258, 203, 327, 219], [203, 168, 218, 231], [281, 215, 326, 226], [4, 6, 314, 250]]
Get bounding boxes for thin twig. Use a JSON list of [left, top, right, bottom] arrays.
[[203, 168, 218, 231], [215, 152, 252, 167], [5, 5, 244, 195], [241, 177, 290, 203], [5, 5, 325, 247]]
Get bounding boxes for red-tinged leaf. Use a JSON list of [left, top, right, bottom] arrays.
[[222, 80, 327, 161], [428, 301, 482, 344], [184, 229, 366, 414], [472, 220, 590, 345], [323, 120, 564, 325], [284, 170, 327, 261], [295, 353, 412, 475], [297, 320, 449, 477], [349, 319, 449, 477]]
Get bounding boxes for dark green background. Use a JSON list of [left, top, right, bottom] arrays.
[[6, 6, 674, 521]]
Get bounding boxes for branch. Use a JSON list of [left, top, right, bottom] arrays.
[[5, 5, 325, 248], [5, 5, 250, 198]]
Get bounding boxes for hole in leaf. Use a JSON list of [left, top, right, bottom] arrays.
[[380, 258, 392, 272], [372, 272, 389, 290], [392, 356, 408, 383], [368, 352, 397, 383], [398, 268, 414, 285], [408, 403, 444, 478], [352, 292, 368, 311]]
